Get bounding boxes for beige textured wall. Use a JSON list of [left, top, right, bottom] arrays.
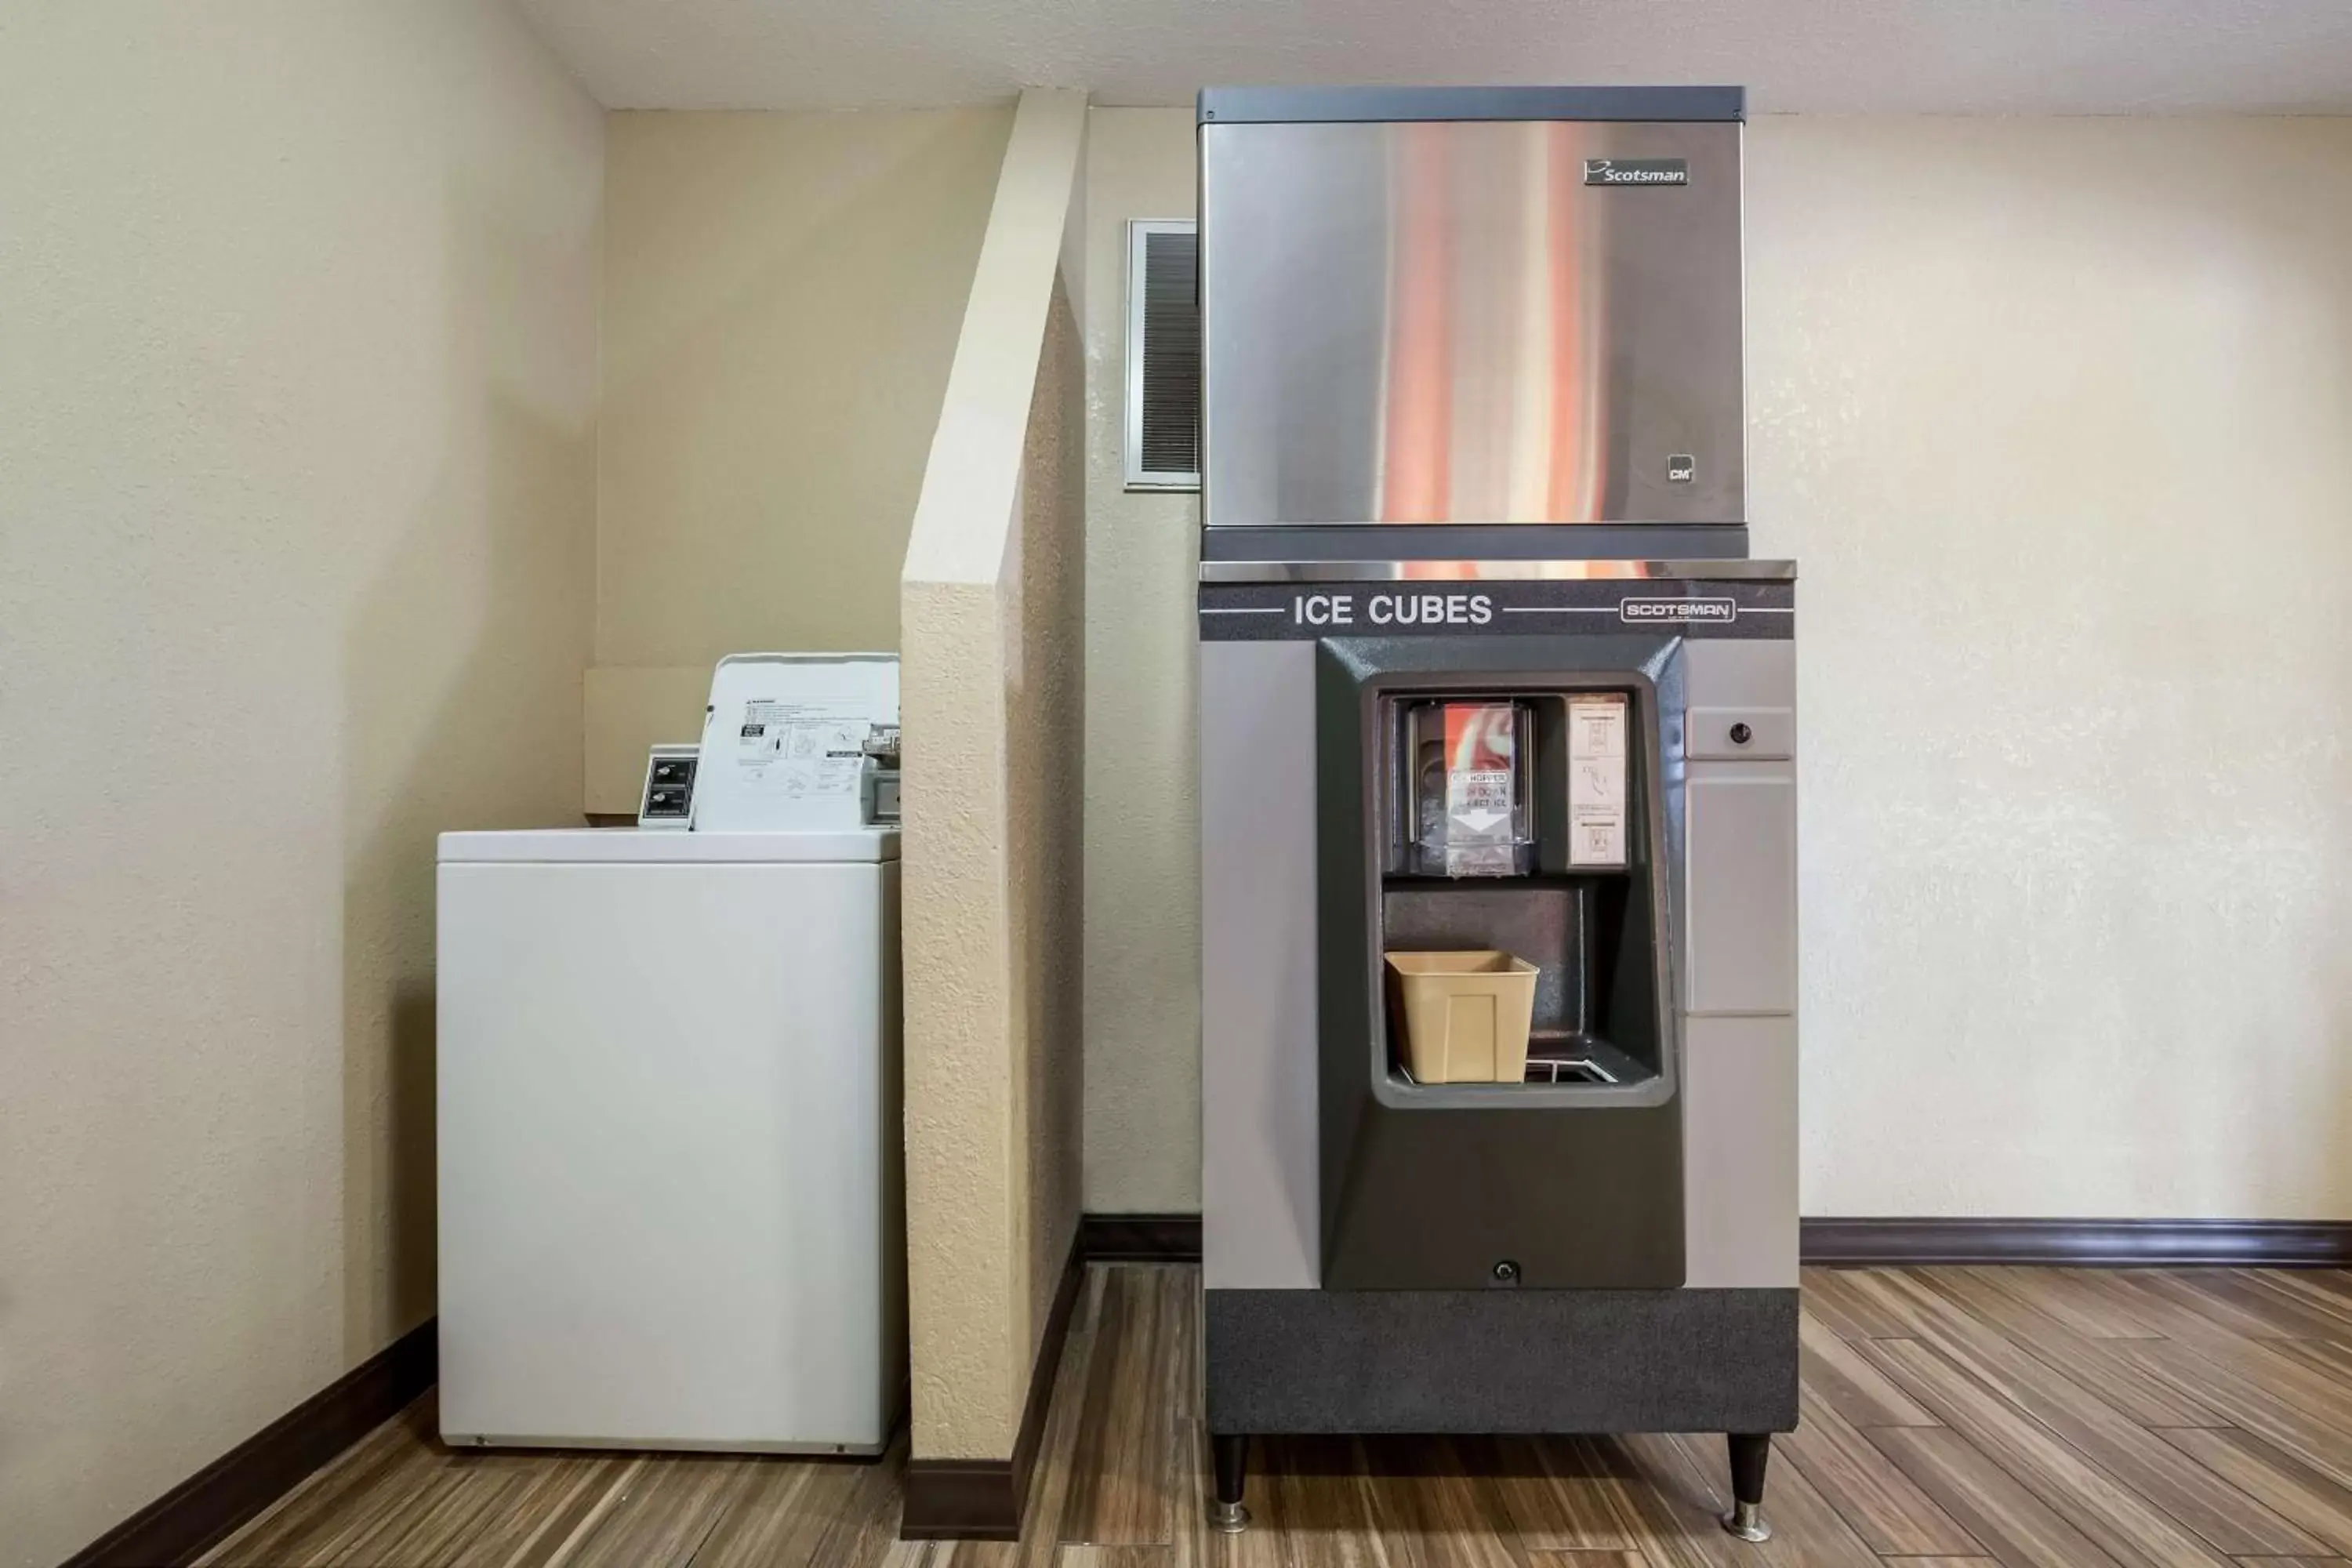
[[1011, 282, 1087, 1406], [1080, 111, 2352, 1224], [1080, 108, 1204, 1214], [0, 5, 602, 1564], [900, 581, 1021, 1452], [590, 107, 1011, 800], [902, 89, 1088, 1462], [582, 664, 708, 815], [1751, 116, 2352, 1219]]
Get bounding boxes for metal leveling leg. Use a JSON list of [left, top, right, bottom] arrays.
[[1210, 1433, 1250, 1532], [1722, 1432, 1773, 1541]]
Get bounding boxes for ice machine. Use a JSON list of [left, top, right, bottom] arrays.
[[1196, 86, 1799, 1541]]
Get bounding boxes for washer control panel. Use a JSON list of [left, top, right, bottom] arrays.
[[638, 745, 699, 829]]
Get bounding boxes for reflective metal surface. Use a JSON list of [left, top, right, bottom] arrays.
[[1200, 85, 1744, 125], [1200, 522, 1751, 563], [1200, 559, 1797, 583], [1200, 118, 1744, 529]]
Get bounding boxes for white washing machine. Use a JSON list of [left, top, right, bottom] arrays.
[[436, 654, 904, 1454]]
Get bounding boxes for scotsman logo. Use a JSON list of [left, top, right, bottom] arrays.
[[1584, 157, 1690, 187], [1620, 597, 1737, 624]]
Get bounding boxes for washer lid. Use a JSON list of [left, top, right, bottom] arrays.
[[437, 828, 899, 864]]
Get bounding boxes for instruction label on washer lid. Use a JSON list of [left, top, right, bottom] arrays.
[[732, 700, 872, 800], [1567, 694, 1628, 866]]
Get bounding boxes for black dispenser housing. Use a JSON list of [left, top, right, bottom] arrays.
[[1316, 635, 1689, 1291]]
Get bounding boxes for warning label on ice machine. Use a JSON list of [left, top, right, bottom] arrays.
[[1441, 702, 1521, 877], [1567, 694, 1628, 867]]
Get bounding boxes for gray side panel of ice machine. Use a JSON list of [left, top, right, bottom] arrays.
[[1200, 638, 1322, 1290], [1679, 638, 1798, 1288]]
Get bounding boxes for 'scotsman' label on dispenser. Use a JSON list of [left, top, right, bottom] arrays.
[[1621, 597, 1736, 624], [1567, 694, 1628, 867]]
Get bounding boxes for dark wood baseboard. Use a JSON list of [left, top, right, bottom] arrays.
[[1802, 1216, 2352, 1268], [1078, 1212, 1203, 1262], [900, 1225, 1087, 1540], [62, 1318, 437, 1568], [1079, 1212, 2352, 1269]]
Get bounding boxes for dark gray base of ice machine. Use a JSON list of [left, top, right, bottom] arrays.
[[1203, 1286, 1798, 1436], [1203, 1287, 1798, 1537]]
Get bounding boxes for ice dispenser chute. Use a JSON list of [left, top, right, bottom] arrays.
[[1401, 700, 1535, 877]]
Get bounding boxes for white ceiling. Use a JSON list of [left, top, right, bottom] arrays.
[[514, 0, 2352, 116]]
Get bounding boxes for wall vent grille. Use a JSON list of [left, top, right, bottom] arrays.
[[1125, 220, 1200, 492]]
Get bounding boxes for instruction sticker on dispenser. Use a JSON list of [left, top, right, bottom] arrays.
[[1567, 694, 1628, 866], [1443, 703, 1520, 877], [734, 701, 871, 800]]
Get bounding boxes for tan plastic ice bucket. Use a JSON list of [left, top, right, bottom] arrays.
[[1385, 950, 1539, 1084]]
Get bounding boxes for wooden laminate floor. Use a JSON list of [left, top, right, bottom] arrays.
[[201, 1263, 2352, 1568]]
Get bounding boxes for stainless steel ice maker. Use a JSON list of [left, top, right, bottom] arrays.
[[1194, 86, 1798, 1544], [1200, 89, 1746, 532]]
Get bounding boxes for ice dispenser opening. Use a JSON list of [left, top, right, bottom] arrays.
[[1401, 700, 1536, 877], [1379, 688, 1664, 1091]]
